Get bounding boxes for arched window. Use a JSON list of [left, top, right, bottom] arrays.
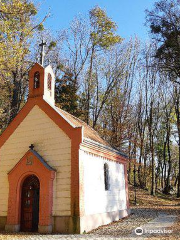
[[34, 71, 40, 89], [104, 163, 110, 190], [47, 73, 52, 91]]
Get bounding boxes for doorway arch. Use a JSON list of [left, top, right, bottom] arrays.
[[21, 175, 40, 232], [5, 149, 55, 233]]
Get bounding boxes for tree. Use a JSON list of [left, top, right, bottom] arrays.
[[99, 39, 140, 148], [146, 0, 180, 197], [55, 69, 81, 117], [52, 16, 91, 117], [53, 7, 122, 124], [173, 85, 180, 197], [84, 6, 122, 124], [146, 0, 180, 83], [0, 0, 46, 127]]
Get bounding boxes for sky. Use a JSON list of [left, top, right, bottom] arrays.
[[36, 0, 157, 40]]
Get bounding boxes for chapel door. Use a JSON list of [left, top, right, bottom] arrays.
[[21, 175, 40, 232]]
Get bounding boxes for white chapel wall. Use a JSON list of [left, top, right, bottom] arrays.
[[43, 65, 55, 106], [79, 150, 127, 215], [0, 105, 71, 217]]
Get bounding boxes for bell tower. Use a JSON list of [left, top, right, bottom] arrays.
[[28, 40, 55, 106]]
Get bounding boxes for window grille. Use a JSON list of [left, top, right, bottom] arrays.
[[47, 73, 52, 90], [34, 71, 40, 89], [104, 163, 110, 190]]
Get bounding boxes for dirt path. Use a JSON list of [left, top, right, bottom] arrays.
[[89, 209, 179, 239], [0, 209, 179, 239], [89, 186, 180, 239], [128, 213, 178, 238], [0, 186, 179, 239]]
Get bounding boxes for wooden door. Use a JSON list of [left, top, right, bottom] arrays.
[[21, 175, 40, 232]]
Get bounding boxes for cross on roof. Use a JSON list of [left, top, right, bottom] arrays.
[[39, 39, 46, 67], [29, 144, 34, 150]]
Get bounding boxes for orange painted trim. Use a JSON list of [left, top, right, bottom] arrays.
[[29, 63, 45, 98], [0, 61, 82, 224], [0, 71, 129, 222], [6, 150, 55, 227], [70, 128, 82, 218], [0, 97, 82, 147], [0, 100, 35, 148], [35, 98, 82, 218], [0, 61, 83, 147], [37, 98, 83, 140], [79, 155, 85, 218], [0, 96, 82, 219]]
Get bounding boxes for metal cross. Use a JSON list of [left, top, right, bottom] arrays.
[[39, 39, 46, 67], [29, 144, 34, 150]]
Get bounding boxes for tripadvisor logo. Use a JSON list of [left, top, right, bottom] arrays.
[[135, 227, 143, 235]]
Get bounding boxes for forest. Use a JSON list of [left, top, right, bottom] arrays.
[[1, 0, 180, 197]]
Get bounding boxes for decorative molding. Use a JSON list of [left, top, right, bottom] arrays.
[[80, 142, 128, 165], [26, 155, 33, 165]]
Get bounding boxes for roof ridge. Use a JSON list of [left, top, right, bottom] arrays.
[[57, 107, 100, 133], [55, 106, 110, 147]]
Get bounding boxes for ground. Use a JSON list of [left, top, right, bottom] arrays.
[[0, 185, 180, 239], [90, 185, 180, 239]]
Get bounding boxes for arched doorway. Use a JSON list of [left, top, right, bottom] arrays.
[[6, 149, 55, 233], [21, 175, 40, 232]]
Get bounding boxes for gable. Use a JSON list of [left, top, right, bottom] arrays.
[[8, 149, 55, 175], [0, 105, 72, 216], [0, 105, 71, 170], [0, 98, 83, 150]]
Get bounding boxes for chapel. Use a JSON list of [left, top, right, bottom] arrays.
[[0, 45, 130, 234]]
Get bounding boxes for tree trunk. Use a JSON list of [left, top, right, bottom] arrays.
[[164, 129, 171, 194], [138, 137, 144, 188], [178, 144, 180, 197], [174, 86, 180, 197], [128, 141, 132, 184], [9, 72, 21, 123], [86, 46, 95, 125], [151, 135, 155, 195], [149, 100, 155, 195]]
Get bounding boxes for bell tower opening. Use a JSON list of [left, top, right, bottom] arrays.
[[34, 71, 40, 89], [28, 39, 55, 106], [47, 73, 52, 91]]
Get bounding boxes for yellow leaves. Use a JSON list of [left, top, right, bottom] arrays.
[[37, 23, 44, 31], [0, 0, 37, 36], [0, 0, 37, 83], [0, 0, 37, 16], [89, 6, 123, 49]]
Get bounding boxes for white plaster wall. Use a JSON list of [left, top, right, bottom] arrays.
[[0, 105, 71, 217], [80, 150, 127, 215], [43, 65, 55, 106]]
